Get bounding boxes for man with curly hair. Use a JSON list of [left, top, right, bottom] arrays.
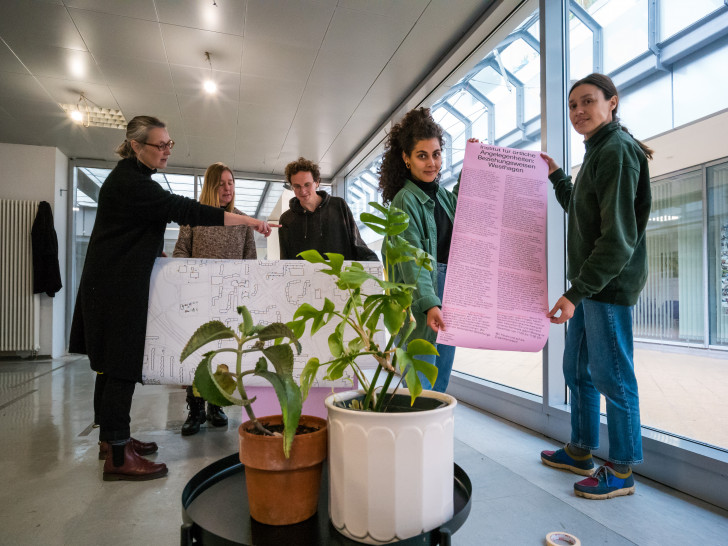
[[278, 156, 377, 261]]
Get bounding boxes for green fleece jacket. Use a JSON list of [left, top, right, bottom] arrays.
[[388, 179, 457, 345], [550, 121, 651, 307]]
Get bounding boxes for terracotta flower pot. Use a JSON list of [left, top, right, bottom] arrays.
[[238, 414, 327, 526]]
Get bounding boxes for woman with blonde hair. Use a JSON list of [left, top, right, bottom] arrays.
[[174, 162, 257, 435]]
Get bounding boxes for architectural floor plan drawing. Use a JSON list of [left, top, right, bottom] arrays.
[[142, 258, 384, 387]]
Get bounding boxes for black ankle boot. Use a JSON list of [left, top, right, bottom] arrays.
[[182, 386, 206, 436], [207, 403, 228, 427]]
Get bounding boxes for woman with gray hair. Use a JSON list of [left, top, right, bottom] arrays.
[[69, 115, 273, 481]]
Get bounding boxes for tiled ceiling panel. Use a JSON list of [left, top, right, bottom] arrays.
[[0, 1, 87, 51], [63, 0, 158, 20], [161, 24, 244, 72], [69, 9, 166, 62], [95, 55, 175, 93], [156, 0, 247, 35]]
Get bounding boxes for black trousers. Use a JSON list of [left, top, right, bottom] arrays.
[[94, 373, 136, 442]]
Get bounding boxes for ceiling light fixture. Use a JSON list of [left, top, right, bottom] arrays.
[[60, 93, 127, 129], [70, 92, 90, 126], [70, 108, 84, 123], [203, 51, 217, 94]]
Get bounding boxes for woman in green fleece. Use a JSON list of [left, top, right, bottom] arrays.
[[539, 73, 653, 500]]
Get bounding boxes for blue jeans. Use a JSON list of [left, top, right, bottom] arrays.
[[414, 263, 456, 393], [564, 299, 643, 465]]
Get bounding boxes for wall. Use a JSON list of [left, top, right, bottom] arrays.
[[0, 142, 68, 357], [645, 109, 728, 178], [52, 148, 68, 357], [571, 109, 728, 179]]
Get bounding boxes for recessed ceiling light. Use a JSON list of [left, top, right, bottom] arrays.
[[203, 51, 217, 95], [204, 79, 217, 94], [70, 109, 84, 123], [69, 57, 85, 78]]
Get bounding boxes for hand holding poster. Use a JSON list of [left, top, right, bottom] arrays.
[[437, 142, 549, 352]]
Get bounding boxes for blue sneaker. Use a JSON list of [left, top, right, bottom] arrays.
[[541, 445, 595, 476], [574, 463, 635, 499]]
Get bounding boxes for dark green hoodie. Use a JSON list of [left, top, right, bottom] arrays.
[[549, 121, 651, 307]]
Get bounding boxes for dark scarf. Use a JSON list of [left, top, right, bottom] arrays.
[[410, 177, 453, 264]]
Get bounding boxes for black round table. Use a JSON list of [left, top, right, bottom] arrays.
[[181, 453, 472, 546]]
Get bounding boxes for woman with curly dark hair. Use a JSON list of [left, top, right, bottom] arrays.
[[379, 107, 466, 392]]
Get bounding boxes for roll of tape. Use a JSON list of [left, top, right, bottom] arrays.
[[546, 531, 581, 546]]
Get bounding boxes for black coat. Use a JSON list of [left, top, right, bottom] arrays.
[[31, 200, 62, 297], [69, 158, 224, 382], [278, 191, 378, 261]]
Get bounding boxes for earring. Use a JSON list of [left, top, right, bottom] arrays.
[[405, 162, 410, 169]]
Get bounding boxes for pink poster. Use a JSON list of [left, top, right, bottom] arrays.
[[437, 141, 549, 352]]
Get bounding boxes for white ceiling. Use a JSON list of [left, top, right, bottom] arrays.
[[0, 0, 490, 179]]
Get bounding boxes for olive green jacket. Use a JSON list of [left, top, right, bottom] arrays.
[[387, 179, 457, 344], [550, 122, 651, 306]]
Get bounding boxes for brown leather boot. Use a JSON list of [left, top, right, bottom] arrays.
[[98, 437, 158, 460], [103, 441, 168, 481]]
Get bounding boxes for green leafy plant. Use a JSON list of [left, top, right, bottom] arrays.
[[290, 202, 439, 411], [180, 306, 303, 457]]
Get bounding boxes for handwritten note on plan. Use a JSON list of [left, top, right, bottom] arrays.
[[437, 142, 549, 352]]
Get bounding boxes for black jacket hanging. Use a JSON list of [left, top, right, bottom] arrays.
[[31, 200, 62, 297]]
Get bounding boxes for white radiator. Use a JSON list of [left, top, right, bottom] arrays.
[[0, 200, 40, 352]]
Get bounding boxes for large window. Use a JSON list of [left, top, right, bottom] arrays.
[[634, 169, 704, 343], [660, 0, 725, 41], [437, 12, 543, 395], [630, 159, 728, 449], [346, 9, 544, 396], [708, 161, 728, 347], [568, 0, 728, 164]]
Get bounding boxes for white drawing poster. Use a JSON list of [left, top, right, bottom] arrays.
[[142, 258, 383, 386], [437, 141, 550, 352]]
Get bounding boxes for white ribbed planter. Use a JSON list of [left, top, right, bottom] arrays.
[[325, 389, 457, 544]]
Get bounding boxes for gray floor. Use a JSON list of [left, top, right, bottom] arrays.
[[1, 356, 726, 545]]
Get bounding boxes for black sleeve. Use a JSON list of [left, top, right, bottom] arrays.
[[278, 214, 291, 259], [342, 200, 379, 262], [131, 177, 223, 227]]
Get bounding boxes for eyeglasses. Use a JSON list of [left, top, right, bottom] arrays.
[[141, 140, 175, 151], [291, 182, 315, 192]]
